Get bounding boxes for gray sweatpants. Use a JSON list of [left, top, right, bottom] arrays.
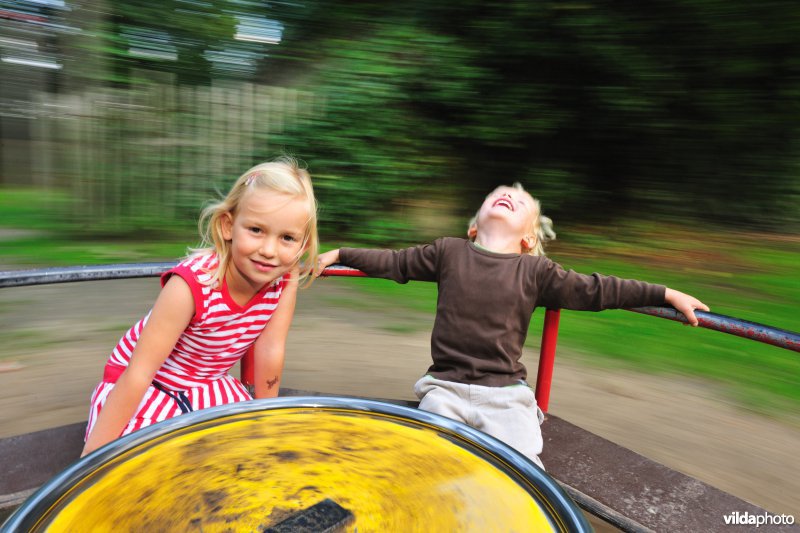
[[414, 375, 545, 469]]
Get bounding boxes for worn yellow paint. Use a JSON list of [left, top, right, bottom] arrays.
[[37, 409, 558, 532]]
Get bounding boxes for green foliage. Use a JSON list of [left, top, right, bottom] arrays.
[[20, 0, 800, 244], [267, 0, 800, 242], [111, 0, 238, 85], [272, 22, 485, 245]]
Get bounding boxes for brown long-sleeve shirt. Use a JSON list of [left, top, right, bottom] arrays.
[[340, 238, 666, 386]]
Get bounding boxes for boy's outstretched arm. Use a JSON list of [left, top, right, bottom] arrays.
[[664, 288, 709, 326], [316, 243, 438, 282]]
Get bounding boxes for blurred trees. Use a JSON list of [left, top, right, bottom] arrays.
[[104, 1, 236, 85], [268, 0, 800, 241], [2, 0, 799, 243]]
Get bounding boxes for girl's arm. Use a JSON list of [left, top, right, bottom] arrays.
[[81, 276, 195, 456], [252, 269, 300, 398]]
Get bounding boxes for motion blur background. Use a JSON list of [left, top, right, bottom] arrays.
[[3, 0, 800, 241], [1, 0, 799, 516]]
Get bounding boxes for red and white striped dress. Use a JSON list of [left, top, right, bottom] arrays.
[[85, 253, 288, 439]]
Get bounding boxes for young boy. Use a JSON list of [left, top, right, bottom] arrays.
[[315, 183, 708, 468]]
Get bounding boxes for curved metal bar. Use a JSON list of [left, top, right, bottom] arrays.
[[629, 307, 800, 353], [0, 262, 366, 289], [0, 263, 176, 288], [318, 264, 368, 278], [1, 264, 797, 352]]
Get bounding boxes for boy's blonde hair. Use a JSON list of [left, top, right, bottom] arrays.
[[193, 156, 319, 288], [468, 182, 556, 256]]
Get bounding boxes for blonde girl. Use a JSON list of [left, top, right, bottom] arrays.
[[83, 157, 318, 456]]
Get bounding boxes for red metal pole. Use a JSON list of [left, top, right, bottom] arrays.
[[318, 265, 368, 278], [535, 309, 561, 412], [241, 345, 255, 388]]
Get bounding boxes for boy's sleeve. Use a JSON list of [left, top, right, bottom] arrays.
[[339, 241, 441, 283], [535, 257, 666, 311]]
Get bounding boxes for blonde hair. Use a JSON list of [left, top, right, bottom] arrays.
[[192, 156, 319, 288], [467, 182, 556, 256]]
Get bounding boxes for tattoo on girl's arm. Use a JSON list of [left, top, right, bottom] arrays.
[[266, 376, 279, 389]]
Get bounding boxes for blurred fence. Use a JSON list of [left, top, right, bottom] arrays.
[[23, 82, 319, 233]]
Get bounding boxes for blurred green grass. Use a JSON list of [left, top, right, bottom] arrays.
[[2, 187, 798, 419], [0, 188, 189, 266]]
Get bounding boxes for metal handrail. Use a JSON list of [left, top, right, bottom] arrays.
[[0, 263, 366, 288], [0, 263, 177, 288], [630, 306, 800, 352], [3, 263, 796, 352], [1, 262, 797, 413]]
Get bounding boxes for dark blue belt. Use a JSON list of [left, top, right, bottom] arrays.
[[152, 382, 193, 414]]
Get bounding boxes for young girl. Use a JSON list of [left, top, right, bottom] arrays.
[[82, 157, 318, 456], [316, 183, 707, 468]]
